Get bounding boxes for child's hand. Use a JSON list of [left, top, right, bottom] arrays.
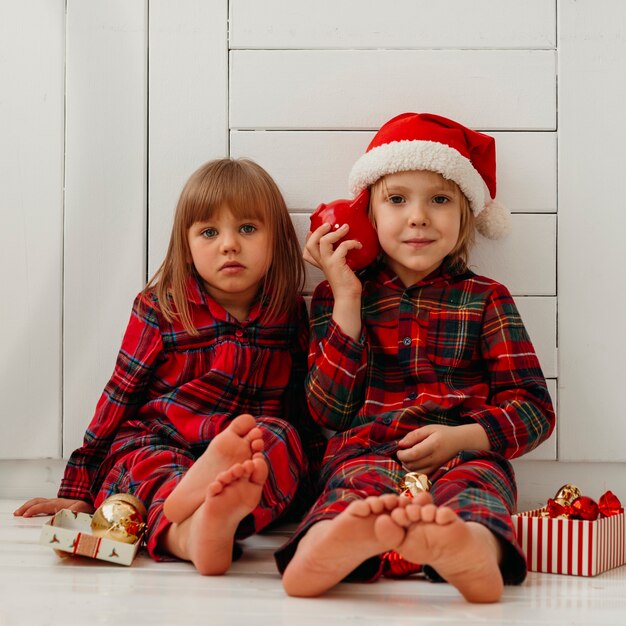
[[397, 424, 491, 475], [305, 223, 364, 340], [13, 497, 94, 518], [304, 223, 363, 298], [396, 425, 463, 475]]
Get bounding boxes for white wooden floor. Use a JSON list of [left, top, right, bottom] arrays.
[[1, 499, 625, 626]]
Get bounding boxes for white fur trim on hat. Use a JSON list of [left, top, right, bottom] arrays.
[[349, 140, 487, 214], [349, 138, 510, 239]]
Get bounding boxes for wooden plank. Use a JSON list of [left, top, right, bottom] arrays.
[[230, 0, 556, 50], [230, 50, 556, 130], [514, 297, 557, 379], [469, 214, 556, 296], [64, 0, 147, 455], [292, 213, 556, 297], [558, 0, 626, 461], [0, 0, 65, 458], [231, 131, 556, 213], [148, 0, 228, 276]]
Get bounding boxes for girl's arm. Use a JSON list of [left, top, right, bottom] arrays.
[[57, 294, 163, 504], [14, 498, 94, 518]]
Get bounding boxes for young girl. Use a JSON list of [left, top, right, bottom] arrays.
[[277, 113, 555, 602], [15, 158, 323, 575]]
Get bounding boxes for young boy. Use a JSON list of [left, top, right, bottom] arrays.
[[277, 113, 555, 602]]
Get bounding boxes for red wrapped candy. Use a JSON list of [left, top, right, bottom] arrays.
[[382, 550, 421, 578], [545, 486, 623, 521]]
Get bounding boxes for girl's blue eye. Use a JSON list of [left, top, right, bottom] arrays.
[[433, 195, 449, 205], [388, 195, 405, 204], [201, 228, 217, 238], [240, 224, 256, 234]]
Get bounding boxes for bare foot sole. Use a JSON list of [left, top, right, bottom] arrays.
[[282, 494, 408, 597], [186, 455, 268, 576], [164, 414, 264, 523], [375, 502, 504, 603]]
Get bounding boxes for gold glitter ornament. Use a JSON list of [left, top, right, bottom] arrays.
[[553, 484, 582, 506], [399, 472, 431, 498], [90, 493, 147, 544]]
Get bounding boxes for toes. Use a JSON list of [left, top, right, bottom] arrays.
[[208, 480, 225, 497], [374, 514, 406, 548], [346, 499, 372, 517], [379, 494, 401, 511], [420, 504, 440, 523], [228, 413, 257, 436], [250, 457, 269, 485], [411, 491, 434, 506], [250, 437, 265, 453], [390, 506, 413, 526], [435, 506, 457, 525]]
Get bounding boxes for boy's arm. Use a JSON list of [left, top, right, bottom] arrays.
[[305, 282, 368, 431], [57, 294, 163, 504], [460, 283, 555, 459]]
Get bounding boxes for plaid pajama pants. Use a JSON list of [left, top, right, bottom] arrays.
[[274, 445, 527, 585], [94, 416, 307, 560]]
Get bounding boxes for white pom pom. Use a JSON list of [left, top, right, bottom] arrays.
[[475, 199, 510, 239]]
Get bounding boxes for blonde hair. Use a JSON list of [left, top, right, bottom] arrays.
[[371, 172, 475, 273], [143, 158, 304, 334]]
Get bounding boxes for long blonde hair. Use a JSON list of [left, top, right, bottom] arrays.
[[143, 158, 305, 334]]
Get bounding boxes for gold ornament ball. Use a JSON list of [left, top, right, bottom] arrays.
[[91, 493, 147, 544], [553, 484, 582, 506]]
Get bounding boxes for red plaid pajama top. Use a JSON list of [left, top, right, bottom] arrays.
[[307, 261, 555, 463], [58, 276, 323, 506]]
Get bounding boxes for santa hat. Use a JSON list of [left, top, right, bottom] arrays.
[[349, 112, 510, 239]]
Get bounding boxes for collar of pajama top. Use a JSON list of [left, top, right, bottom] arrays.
[[184, 273, 264, 325]]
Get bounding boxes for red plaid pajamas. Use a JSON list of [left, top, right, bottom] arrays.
[[275, 262, 555, 584], [58, 276, 324, 560]]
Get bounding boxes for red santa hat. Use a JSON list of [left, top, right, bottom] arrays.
[[349, 112, 510, 239]]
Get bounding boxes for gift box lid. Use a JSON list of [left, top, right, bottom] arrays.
[[39, 509, 143, 566]]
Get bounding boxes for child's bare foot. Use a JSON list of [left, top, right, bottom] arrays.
[[375, 499, 504, 603], [282, 494, 407, 597], [182, 455, 268, 575], [164, 414, 264, 523]]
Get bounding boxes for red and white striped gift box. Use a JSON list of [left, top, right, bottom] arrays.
[[513, 508, 625, 576]]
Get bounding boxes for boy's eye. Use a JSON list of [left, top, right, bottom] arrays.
[[433, 195, 449, 205], [201, 227, 218, 238], [388, 195, 405, 204], [240, 223, 256, 234]]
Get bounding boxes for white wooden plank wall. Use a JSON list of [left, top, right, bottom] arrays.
[[148, 0, 228, 276], [63, 0, 148, 453], [558, 0, 626, 461], [0, 0, 65, 459], [230, 0, 556, 50], [229, 0, 558, 460], [5, 0, 626, 495]]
